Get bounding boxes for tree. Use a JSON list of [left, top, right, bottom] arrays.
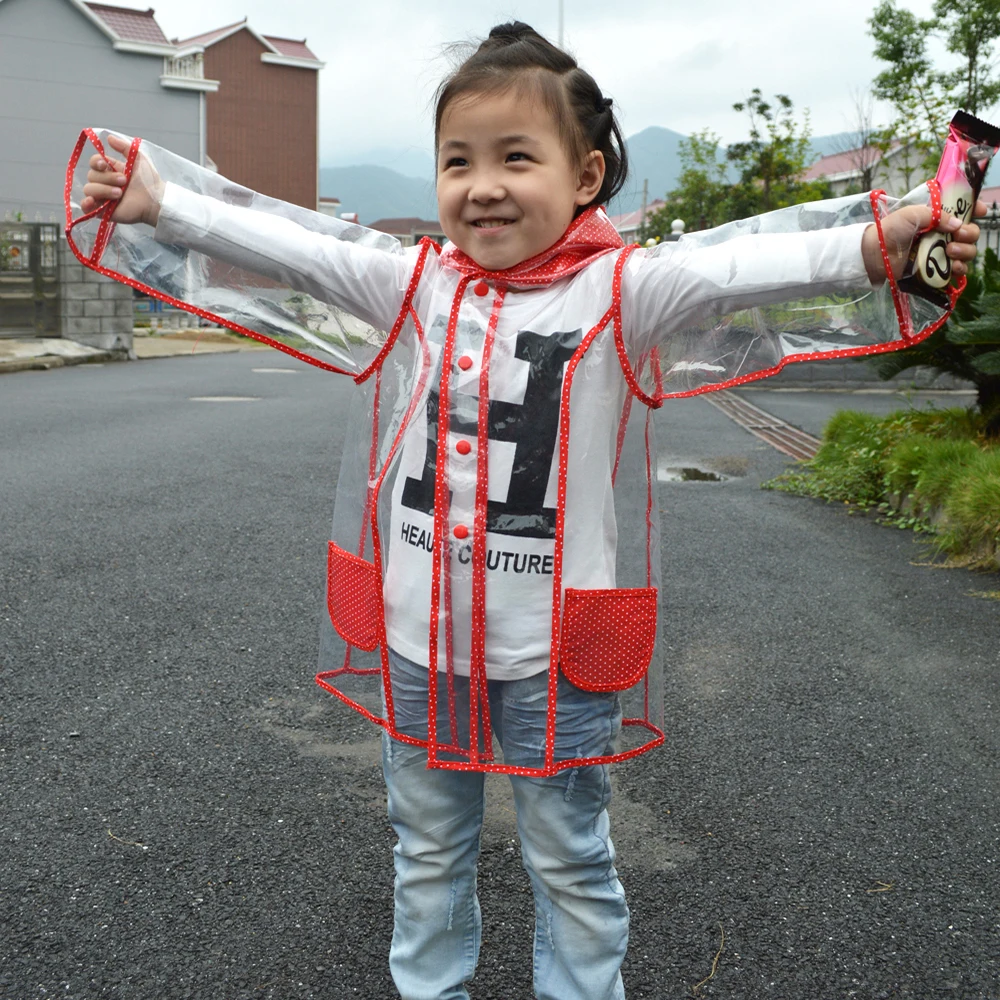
[[834, 89, 885, 193], [646, 91, 830, 238], [725, 90, 830, 217], [871, 249, 1000, 435], [934, 0, 1000, 114], [642, 130, 729, 239], [868, 0, 1000, 179]]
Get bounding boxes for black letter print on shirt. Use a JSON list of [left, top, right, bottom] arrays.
[[401, 322, 583, 539]]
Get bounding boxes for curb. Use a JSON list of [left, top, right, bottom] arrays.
[[0, 349, 119, 375]]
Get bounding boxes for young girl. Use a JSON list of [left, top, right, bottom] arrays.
[[77, 21, 983, 1000]]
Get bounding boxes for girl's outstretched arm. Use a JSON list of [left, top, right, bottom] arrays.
[[79, 132, 413, 339], [623, 199, 983, 353]]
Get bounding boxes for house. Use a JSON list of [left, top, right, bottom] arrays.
[[173, 19, 324, 210], [367, 217, 446, 247], [802, 142, 927, 198], [608, 199, 666, 242], [0, 0, 215, 220], [317, 196, 342, 219]]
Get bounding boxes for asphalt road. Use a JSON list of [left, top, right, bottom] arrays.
[[2, 354, 998, 999]]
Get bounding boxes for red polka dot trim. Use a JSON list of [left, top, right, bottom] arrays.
[[457, 355, 474, 371], [474, 280, 489, 297], [455, 440, 472, 455], [453, 525, 469, 539]]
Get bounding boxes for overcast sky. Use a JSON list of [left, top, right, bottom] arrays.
[[150, 0, 946, 168]]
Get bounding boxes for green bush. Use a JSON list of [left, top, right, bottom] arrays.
[[884, 435, 981, 508], [938, 450, 1000, 555], [765, 404, 1000, 560]]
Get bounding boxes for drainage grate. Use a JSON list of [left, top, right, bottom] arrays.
[[704, 390, 821, 461]]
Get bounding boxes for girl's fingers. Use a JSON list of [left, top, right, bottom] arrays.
[[87, 153, 125, 174], [106, 133, 132, 155], [956, 222, 980, 244], [946, 240, 977, 261], [82, 183, 122, 203]]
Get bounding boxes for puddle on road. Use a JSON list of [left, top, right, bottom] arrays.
[[657, 455, 748, 483], [660, 467, 726, 483]]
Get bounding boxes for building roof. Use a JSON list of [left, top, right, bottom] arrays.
[[607, 199, 666, 230], [83, 2, 170, 44], [805, 148, 882, 183], [264, 36, 319, 61], [367, 217, 442, 235], [173, 19, 245, 48], [173, 19, 321, 63]]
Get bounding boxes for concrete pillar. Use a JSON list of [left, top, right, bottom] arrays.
[[57, 238, 134, 354]]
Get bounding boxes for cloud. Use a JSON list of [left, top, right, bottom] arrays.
[[149, 0, 948, 161]]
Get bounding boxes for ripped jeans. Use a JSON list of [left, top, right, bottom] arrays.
[[381, 648, 628, 1000]]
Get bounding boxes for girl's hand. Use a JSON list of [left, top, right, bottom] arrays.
[[861, 201, 985, 285], [81, 133, 163, 227]]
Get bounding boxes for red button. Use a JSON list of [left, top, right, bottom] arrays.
[[453, 525, 469, 539], [474, 281, 489, 297], [456, 440, 472, 455], [457, 355, 473, 371]]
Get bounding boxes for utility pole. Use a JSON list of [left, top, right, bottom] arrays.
[[640, 178, 648, 239], [558, 0, 564, 47]]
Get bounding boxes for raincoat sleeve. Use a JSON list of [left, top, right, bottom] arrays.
[[623, 223, 870, 346], [65, 130, 419, 376], [154, 182, 411, 337], [617, 192, 952, 399]]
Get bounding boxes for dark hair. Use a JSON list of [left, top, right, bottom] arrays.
[[434, 21, 629, 210]]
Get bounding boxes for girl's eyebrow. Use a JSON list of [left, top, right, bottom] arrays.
[[439, 134, 542, 152]]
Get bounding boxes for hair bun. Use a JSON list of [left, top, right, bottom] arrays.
[[488, 21, 535, 41]]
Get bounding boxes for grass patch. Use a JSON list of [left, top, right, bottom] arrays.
[[763, 404, 1000, 564]]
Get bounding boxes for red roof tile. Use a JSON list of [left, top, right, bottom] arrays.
[[801, 144, 903, 182], [172, 19, 247, 48], [608, 199, 666, 229], [84, 2, 170, 44], [263, 36, 320, 61]]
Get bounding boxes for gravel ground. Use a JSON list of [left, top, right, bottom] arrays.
[[1, 355, 998, 999]]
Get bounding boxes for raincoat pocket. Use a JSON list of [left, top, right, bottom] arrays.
[[560, 587, 657, 692], [327, 542, 383, 652]]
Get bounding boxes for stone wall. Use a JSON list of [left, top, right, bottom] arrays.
[[57, 239, 134, 355]]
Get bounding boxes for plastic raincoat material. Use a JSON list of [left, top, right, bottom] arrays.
[[65, 129, 959, 775]]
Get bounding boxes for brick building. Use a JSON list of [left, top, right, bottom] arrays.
[[175, 19, 324, 210]]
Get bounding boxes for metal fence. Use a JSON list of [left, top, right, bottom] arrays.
[[980, 201, 1000, 257], [0, 222, 59, 336]]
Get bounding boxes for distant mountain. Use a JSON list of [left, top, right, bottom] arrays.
[[606, 126, 687, 217], [321, 128, 858, 226], [324, 145, 436, 182], [319, 165, 437, 225], [808, 131, 858, 160]]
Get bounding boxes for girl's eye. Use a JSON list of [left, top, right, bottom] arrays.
[[506, 152, 530, 163], [444, 157, 468, 169]]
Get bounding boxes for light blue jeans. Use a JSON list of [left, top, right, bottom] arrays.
[[382, 648, 628, 1000]]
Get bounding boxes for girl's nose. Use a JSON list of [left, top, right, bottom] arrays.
[[467, 170, 506, 204]]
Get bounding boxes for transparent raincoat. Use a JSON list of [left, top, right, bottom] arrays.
[[66, 129, 959, 776]]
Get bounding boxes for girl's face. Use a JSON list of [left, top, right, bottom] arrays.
[[436, 89, 605, 271]]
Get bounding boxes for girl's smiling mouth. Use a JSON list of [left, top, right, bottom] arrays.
[[471, 219, 515, 229]]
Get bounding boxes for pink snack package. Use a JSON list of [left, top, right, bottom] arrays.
[[899, 110, 1000, 306]]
